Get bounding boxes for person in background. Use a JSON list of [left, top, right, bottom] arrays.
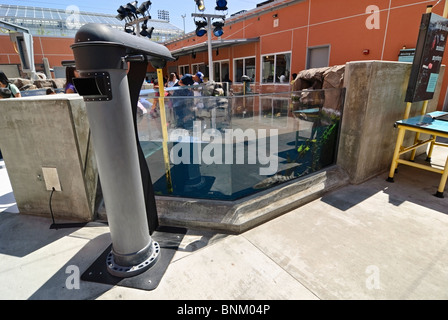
[[172, 74, 195, 129], [279, 74, 286, 83], [0, 70, 21, 160], [64, 66, 78, 93], [0, 71, 21, 98], [192, 71, 204, 109], [166, 72, 178, 88], [193, 71, 204, 85], [291, 73, 298, 84]]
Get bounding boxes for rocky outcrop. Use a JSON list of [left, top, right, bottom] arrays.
[[291, 65, 346, 118], [292, 65, 345, 91], [10, 78, 66, 91]]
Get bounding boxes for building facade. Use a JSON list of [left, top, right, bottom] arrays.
[[0, 0, 447, 107], [163, 0, 448, 108]]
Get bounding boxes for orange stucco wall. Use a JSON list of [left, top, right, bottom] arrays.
[[0, 35, 74, 71], [1, 0, 447, 107]]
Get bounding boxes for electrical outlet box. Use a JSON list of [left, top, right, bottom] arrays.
[[42, 167, 62, 191]]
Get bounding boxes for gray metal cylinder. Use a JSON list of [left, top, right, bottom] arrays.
[[71, 24, 175, 278], [81, 68, 158, 277]]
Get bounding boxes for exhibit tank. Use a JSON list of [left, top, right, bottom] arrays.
[[136, 86, 345, 201]]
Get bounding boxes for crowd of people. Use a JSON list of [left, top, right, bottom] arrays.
[[143, 71, 206, 127], [1, 67, 208, 124], [0, 67, 213, 157], [0, 66, 79, 99], [1, 67, 208, 100]]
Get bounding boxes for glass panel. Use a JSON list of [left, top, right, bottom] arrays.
[[276, 53, 291, 84], [138, 86, 345, 200], [213, 62, 220, 82], [5, 6, 17, 17], [43, 10, 52, 19], [16, 9, 26, 17], [35, 9, 44, 19], [179, 65, 189, 76], [59, 12, 68, 21], [221, 61, 230, 83], [24, 8, 34, 18], [234, 59, 244, 83], [245, 58, 256, 82], [262, 55, 274, 83], [198, 64, 207, 75]]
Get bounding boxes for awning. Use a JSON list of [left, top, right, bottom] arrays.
[[170, 37, 259, 57]]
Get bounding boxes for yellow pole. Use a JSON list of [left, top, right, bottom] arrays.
[[420, 100, 429, 115], [410, 100, 430, 160], [444, 0, 448, 18], [388, 127, 406, 181], [436, 156, 448, 197], [403, 102, 412, 119], [156, 68, 173, 193]]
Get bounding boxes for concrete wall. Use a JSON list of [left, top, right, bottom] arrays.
[[0, 94, 99, 221], [337, 60, 445, 184]]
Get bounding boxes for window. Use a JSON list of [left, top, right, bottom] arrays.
[[192, 63, 206, 76], [213, 60, 230, 82], [179, 65, 190, 76], [234, 57, 256, 83], [307, 45, 330, 69], [262, 53, 291, 84]]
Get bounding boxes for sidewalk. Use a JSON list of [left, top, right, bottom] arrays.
[[0, 143, 447, 300]]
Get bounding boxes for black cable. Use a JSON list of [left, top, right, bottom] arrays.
[[48, 186, 88, 230], [49, 187, 56, 227]]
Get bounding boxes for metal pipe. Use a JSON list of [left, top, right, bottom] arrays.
[[71, 24, 175, 278], [397, 159, 443, 174], [207, 16, 214, 81], [191, 13, 225, 82], [81, 67, 159, 277]]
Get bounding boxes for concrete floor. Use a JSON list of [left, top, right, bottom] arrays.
[[1, 144, 448, 300]]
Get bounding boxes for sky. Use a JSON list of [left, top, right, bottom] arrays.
[[0, 0, 263, 33]]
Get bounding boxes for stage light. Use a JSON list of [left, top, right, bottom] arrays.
[[116, 5, 129, 21], [137, 1, 152, 16], [142, 27, 154, 38], [215, 0, 228, 11], [124, 25, 135, 34], [195, 17, 207, 37], [195, 0, 205, 12], [212, 19, 224, 37], [125, 1, 139, 20], [140, 20, 154, 38]]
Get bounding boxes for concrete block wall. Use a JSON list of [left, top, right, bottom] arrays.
[[0, 94, 99, 221], [337, 60, 445, 184]]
